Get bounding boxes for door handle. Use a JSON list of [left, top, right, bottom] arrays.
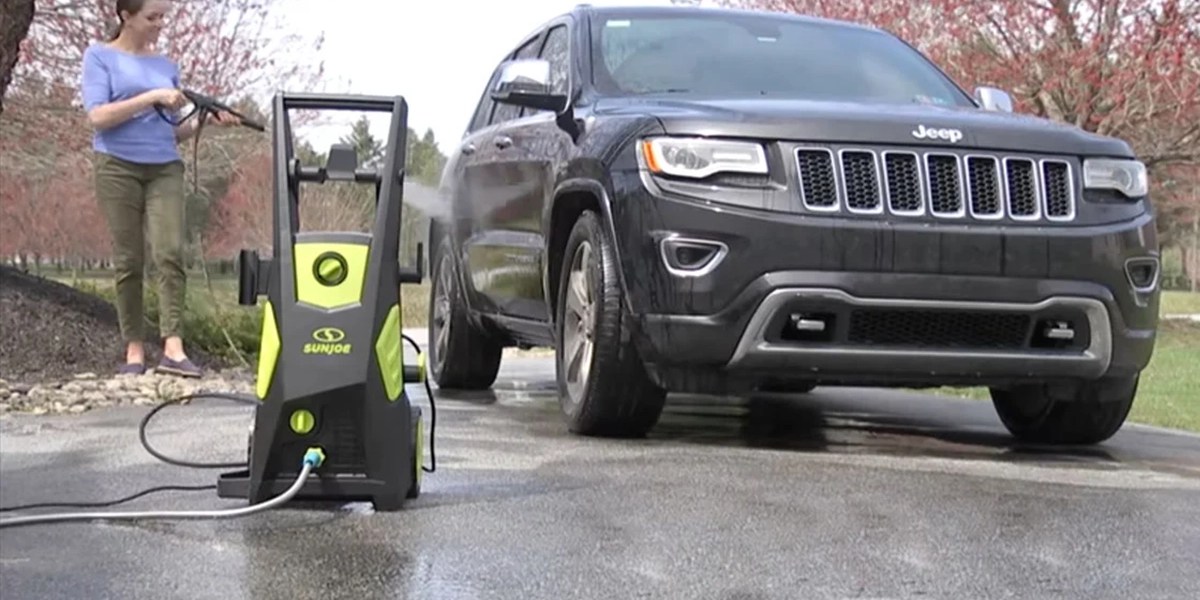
[[493, 135, 513, 150], [461, 142, 476, 155]]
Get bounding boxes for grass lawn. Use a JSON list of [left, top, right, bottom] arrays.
[[1161, 290, 1200, 315]]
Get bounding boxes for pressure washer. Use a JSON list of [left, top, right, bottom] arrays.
[[0, 91, 433, 528], [217, 91, 428, 510]]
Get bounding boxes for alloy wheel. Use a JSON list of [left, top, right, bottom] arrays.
[[561, 240, 595, 402], [431, 256, 453, 376]]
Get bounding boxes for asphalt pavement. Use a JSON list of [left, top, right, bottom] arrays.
[[2, 345, 1199, 600]]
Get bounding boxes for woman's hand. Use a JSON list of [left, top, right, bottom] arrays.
[[210, 111, 241, 127], [153, 88, 187, 109]]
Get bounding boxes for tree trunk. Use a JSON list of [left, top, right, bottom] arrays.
[[0, 0, 36, 116], [1191, 214, 1198, 293]]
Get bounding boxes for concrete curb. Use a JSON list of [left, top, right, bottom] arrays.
[[1126, 422, 1200, 440], [1162, 314, 1200, 322]]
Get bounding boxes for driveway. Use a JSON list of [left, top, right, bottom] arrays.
[[2, 346, 1199, 599]]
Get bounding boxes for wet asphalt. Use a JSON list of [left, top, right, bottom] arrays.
[[2, 347, 1199, 600]]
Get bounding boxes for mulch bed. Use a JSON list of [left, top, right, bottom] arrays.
[[0, 266, 220, 386]]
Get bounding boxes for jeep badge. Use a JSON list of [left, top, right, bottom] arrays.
[[911, 124, 963, 143]]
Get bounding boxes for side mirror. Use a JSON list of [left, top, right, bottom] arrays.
[[974, 86, 1014, 112], [491, 58, 569, 113]]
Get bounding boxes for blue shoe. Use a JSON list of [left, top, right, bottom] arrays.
[[157, 357, 202, 378], [117, 363, 146, 376]]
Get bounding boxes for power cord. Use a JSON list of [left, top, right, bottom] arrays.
[[0, 485, 216, 513], [402, 333, 437, 473], [0, 449, 323, 529], [138, 391, 258, 469], [0, 337, 438, 522]]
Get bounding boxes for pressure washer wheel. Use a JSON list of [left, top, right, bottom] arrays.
[[428, 237, 503, 389]]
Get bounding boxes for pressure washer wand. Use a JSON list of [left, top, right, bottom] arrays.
[[182, 89, 267, 132]]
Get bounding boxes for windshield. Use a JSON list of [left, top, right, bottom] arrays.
[[590, 11, 974, 107]]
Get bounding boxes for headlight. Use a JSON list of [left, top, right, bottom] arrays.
[[1083, 158, 1148, 198], [641, 137, 767, 179]]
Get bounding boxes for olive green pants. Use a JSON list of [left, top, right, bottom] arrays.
[[94, 152, 187, 342]]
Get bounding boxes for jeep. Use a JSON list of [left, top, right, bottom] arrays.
[[426, 5, 1161, 445]]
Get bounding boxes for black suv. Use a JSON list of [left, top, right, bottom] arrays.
[[426, 4, 1161, 445]]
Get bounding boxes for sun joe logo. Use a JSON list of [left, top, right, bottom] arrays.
[[911, 124, 963, 143], [304, 327, 352, 355]]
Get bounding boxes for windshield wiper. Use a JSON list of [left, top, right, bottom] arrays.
[[631, 88, 692, 95]]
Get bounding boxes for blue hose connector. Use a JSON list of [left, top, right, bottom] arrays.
[[303, 447, 326, 468]]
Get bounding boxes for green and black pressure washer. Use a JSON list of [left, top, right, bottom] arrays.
[[0, 91, 435, 529], [217, 92, 427, 511]]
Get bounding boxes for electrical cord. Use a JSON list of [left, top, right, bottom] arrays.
[[0, 450, 322, 529], [402, 333, 437, 474], [138, 391, 259, 469], [0, 485, 216, 513]]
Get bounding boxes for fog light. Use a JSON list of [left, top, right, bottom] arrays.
[[660, 236, 728, 277], [1033, 319, 1076, 349], [781, 312, 835, 342], [1124, 257, 1159, 293]]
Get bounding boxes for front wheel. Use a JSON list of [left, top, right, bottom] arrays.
[[555, 210, 666, 438], [990, 375, 1139, 445], [427, 238, 503, 390]]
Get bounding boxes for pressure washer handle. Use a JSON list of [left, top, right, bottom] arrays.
[[182, 89, 267, 132]]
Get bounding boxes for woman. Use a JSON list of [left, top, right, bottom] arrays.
[[81, 0, 238, 377]]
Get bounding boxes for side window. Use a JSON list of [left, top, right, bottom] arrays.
[[466, 67, 502, 133], [541, 26, 570, 96], [491, 35, 543, 125], [521, 25, 570, 117]]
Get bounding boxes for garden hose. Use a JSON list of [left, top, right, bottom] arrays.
[[0, 450, 322, 529]]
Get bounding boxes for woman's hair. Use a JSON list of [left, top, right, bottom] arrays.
[[106, 0, 148, 41]]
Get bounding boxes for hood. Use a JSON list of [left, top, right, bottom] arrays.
[[593, 96, 1133, 157]]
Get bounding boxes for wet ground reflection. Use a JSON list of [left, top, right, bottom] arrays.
[[649, 390, 1121, 466], [438, 378, 1128, 467]]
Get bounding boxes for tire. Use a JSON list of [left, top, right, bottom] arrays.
[[555, 210, 667, 438], [427, 237, 503, 390], [990, 375, 1139, 445]]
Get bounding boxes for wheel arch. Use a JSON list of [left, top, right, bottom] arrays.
[[544, 179, 631, 328]]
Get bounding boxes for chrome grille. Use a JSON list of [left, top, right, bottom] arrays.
[[796, 149, 838, 211], [965, 156, 1002, 219], [1041, 160, 1074, 220], [883, 152, 923, 215], [1004, 158, 1039, 219], [794, 147, 1077, 222], [926, 154, 964, 217], [840, 150, 882, 213]]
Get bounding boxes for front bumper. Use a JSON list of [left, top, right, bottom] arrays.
[[606, 171, 1161, 389]]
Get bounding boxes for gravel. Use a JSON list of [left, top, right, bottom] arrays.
[[0, 367, 255, 415], [0, 265, 238, 415]]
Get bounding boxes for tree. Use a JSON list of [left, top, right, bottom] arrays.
[[339, 115, 384, 167], [0, 0, 35, 115]]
